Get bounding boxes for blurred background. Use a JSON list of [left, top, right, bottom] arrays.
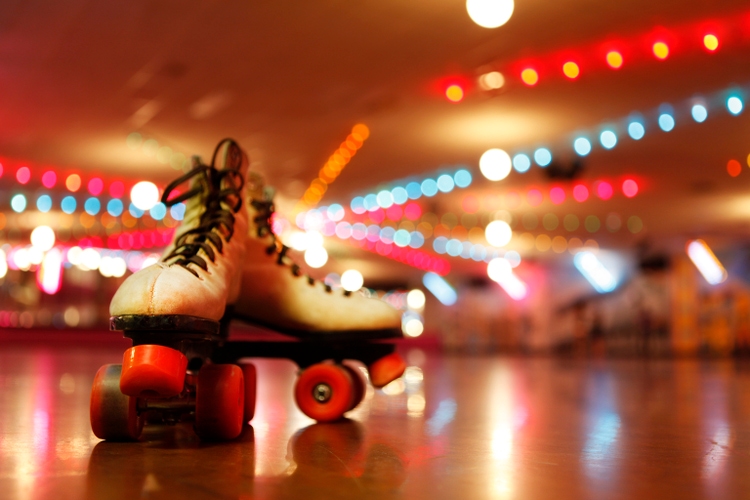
[[2, 0, 750, 357]]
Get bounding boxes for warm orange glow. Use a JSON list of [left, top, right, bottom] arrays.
[[747, 153, 750, 168], [66, 174, 81, 192], [727, 159, 741, 177], [652, 42, 669, 60], [521, 68, 539, 86], [445, 84, 464, 102], [562, 62, 580, 79], [352, 124, 369, 141], [606, 51, 623, 69], [703, 34, 719, 51], [297, 124, 369, 211]]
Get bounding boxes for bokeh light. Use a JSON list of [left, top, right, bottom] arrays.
[[727, 159, 741, 177], [534, 148, 552, 167], [445, 84, 464, 103], [485, 220, 512, 247], [652, 41, 669, 60], [341, 269, 364, 291], [513, 153, 531, 173], [703, 34, 719, 52], [479, 149, 512, 181], [407, 289, 426, 309], [304, 246, 328, 268], [606, 51, 623, 69], [130, 181, 160, 211], [658, 113, 675, 132], [36, 195, 52, 212], [16, 166, 30, 184], [596, 181, 613, 200], [691, 104, 708, 123], [574, 137, 592, 156], [622, 179, 639, 197], [41, 171, 57, 188], [88, 177, 104, 196], [521, 68, 539, 86], [600, 130, 617, 149], [66, 174, 81, 192], [573, 185, 589, 202], [478, 71, 505, 90], [628, 121, 645, 140], [61, 196, 77, 214], [10, 194, 26, 213], [727, 96, 743, 115], [466, 0, 514, 28], [562, 61, 580, 79], [31, 226, 55, 251]]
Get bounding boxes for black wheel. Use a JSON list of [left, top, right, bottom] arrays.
[[90, 364, 143, 441]]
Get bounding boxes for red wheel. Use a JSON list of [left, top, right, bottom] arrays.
[[368, 353, 406, 388], [120, 345, 187, 398], [240, 362, 257, 423], [195, 364, 244, 440], [342, 363, 367, 411], [90, 364, 143, 441], [294, 363, 354, 422]]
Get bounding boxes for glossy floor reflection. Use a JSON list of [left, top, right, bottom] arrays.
[[1, 335, 749, 499]]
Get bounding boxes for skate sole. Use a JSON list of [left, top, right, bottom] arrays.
[[228, 312, 402, 342], [111, 314, 220, 336]]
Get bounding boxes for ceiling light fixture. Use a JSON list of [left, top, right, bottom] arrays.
[[466, 0, 514, 29]]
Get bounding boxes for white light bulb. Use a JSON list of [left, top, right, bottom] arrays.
[[306, 231, 324, 248], [0, 249, 7, 279], [403, 318, 424, 337], [340, 269, 364, 292], [130, 181, 160, 211], [406, 289, 426, 309], [31, 225, 56, 252], [487, 257, 512, 282], [466, 0, 514, 28], [304, 246, 328, 268], [479, 149, 512, 181], [80, 248, 101, 270], [288, 231, 310, 251], [485, 220, 512, 247]]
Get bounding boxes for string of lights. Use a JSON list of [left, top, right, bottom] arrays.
[[296, 124, 370, 211], [349, 167, 472, 213], [473, 83, 746, 180], [441, 9, 750, 100]]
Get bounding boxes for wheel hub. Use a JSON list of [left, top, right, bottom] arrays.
[[312, 383, 332, 403]]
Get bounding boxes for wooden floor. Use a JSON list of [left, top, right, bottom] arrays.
[[1, 332, 748, 500]]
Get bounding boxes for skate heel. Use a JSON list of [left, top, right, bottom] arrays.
[[368, 352, 406, 388], [120, 345, 188, 398]]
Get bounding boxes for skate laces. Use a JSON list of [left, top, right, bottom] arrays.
[[252, 194, 341, 294], [160, 139, 245, 278]]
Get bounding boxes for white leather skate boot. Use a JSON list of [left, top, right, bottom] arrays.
[[109, 139, 249, 399], [230, 174, 406, 390]]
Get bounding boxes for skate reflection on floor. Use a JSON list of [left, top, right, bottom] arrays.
[[84, 420, 406, 499]]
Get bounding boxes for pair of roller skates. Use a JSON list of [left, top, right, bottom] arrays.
[[90, 139, 406, 441]]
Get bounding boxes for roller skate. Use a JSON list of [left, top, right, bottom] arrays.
[[213, 174, 406, 422], [90, 139, 254, 441]]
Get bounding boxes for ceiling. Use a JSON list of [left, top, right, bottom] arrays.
[[2, 0, 750, 285]]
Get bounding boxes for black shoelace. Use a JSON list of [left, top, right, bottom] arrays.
[[251, 198, 345, 295], [159, 139, 244, 278]]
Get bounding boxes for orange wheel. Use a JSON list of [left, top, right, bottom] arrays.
[[294, 363, 354, 422], [240, 362, 257, 423], [120, 344, 187, 398], [368, 353, 406, 388], [90, 364, 143, 441], [195, 364, 244, 440], [342, 363, 367, 411]]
